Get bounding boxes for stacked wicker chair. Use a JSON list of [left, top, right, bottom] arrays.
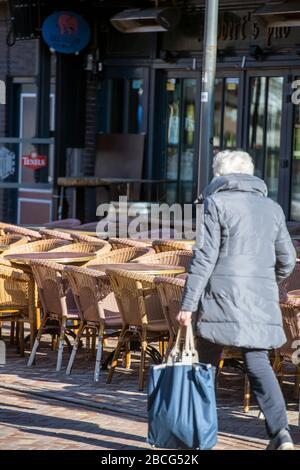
[[0, 263, 35, 356], [70, 233, 112, 252], [109, 238, 153, 250], [64, 265, 122, 381], [27, 259, 81, 371], [275, 302, 300, 398], [106, 269, 169, 390], [40, 229, 74, 242], [2, 238, 69, 262], [0, 223, 42, 240], [85, 246, 153, 267], [0, 234, 29, 251], [0, 238, 69, 346], [152, 239, 194, 253], [50, 242, 103, 255], [132, 250, 192, 271]]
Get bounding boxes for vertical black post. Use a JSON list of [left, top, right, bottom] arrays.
[[36, 39, 51, 184], [197, 0, 219, 195], [53, 52, 86, 220]]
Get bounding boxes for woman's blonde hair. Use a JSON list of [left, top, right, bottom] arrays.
[[213, 150, 254, 177]]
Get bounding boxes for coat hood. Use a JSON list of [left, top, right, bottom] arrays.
[[198, 174, 268, 202]]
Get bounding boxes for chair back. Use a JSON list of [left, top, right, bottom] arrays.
[[152, 239, 194, 253], [155, 276, 186, 336], [40, 229, 73, 241], [132, 250, 192, 271], [279, 302, 300, 359], [109, 238, 152, 250], [106, 269, 164, 327], [64, 265, 118, 323], [50, 242, 97, 254], [85, 246, 153, 266], [29, 259, 68, 318], [279, 263, 300, 301], [0, 223, 42, 240], [3, 238, 69, 258]]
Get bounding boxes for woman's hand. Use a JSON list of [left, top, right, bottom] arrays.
[[176, 310, 192, 326]]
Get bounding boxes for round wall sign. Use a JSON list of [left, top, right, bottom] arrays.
[[42, 11, 91, 54]]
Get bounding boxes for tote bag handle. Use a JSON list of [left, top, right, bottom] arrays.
[[168, 324, 199, 365]]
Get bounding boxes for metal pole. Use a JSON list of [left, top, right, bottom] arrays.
[[197, 0, 219, 196]]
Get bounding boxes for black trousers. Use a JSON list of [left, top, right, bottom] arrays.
[[197, 337, 289, 438]]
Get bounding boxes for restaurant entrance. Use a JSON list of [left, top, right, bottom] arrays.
[[157, 67, 300, 218]]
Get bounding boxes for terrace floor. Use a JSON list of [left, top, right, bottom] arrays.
[[0, 332, 299, 451]]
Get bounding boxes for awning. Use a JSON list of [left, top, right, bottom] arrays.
[[253, 0, 300, 27]]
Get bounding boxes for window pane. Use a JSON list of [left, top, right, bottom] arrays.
[[265, 77, 283, 201], [179, 78, 197, 203], [291, 92, 300, 220], [223, 78, 239, 148], [214, 78, 223, 149], [249, 77, 266, 179], [128, 79, 144, 133], [109, 79, 124, 133]]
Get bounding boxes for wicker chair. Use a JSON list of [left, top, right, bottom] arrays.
[[64, 265, 122, 381], [27, 259, 81, 371], [44, 218, 81, 229], [278, 263, 300, 302], [0, 235, 29, 251], [274, 302, 300, 398], [40, 229, 74, 241], [2, 238, 69, 260], [50, 242, 98, 254], [0, 223, 42, 240], [106, 269, 169, 390], [1, 238, 70, 346], [109, 238, 153, 250], [85, 246, 153, 267], [132, 250, 192, 271], [70, 233, 112, 252], [152, 239, 194, 253], [0, 263, 35, 356]]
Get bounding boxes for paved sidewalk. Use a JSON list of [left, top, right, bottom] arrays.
[[0, 336, 299, 450]]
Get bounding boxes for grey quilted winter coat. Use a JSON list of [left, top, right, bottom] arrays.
[[181, 173, 296, 350]]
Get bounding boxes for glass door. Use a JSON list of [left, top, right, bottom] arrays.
[[164, 77, 198, 204], [98, 68, 149, 135], [246, 74, 284, 202]]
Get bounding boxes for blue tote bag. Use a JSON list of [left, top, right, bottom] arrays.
[[147, 325, 218, 450]]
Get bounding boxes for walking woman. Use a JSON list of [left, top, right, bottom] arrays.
[[177, 150, 296, 450]]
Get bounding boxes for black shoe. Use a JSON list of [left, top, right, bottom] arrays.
[[267, 429, 294, 450]]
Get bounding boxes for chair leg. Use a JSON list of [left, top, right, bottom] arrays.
[[244, 375, 251, 413], [10, 321, 15, 344], [66, 322, 85, 376], [27, 315, 48, 367], [125, 341, 131, 370], [107, 325, 127, 384], [139, 329, 147, 391], [94, 324, 105, 383], [293, 366, 300, 400], [56, 316, 67, 372], [18, 322, 25, 357]]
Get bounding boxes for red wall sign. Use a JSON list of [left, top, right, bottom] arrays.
[[22, 152, 48, 170]]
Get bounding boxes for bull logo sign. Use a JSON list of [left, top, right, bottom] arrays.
[[42, 11, 91, 54]]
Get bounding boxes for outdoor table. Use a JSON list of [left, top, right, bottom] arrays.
[[89, 263, 185, 276], [57, 176, 177, 222], [5, 252, 96, 266]]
